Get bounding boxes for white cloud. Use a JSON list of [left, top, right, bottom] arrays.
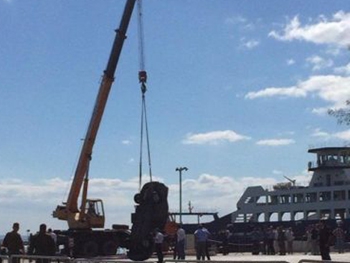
[[182, 130, 251, 145], [287, 59, 295, 65], [269, 11, 350, 47], [334, 130, 350, 140], [334, 63, 350, 75], [272, 170, 283, 175], [311, 128, 330, 138], [311, 107, 329, 115], [311, 128, 350, 140], [245, 75, 350, 112], [306, 55, 333, 71], [245, 86, 307, 99], [225, 15, 254, 30], [169, 173, 279, 216], [0, 169, 313, 233], [122, 140, 132, 145], [256, 138, 295, 146], [0, 176, 144, 234], [240, 38, 260, 49]]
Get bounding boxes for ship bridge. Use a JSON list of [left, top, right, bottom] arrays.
[[308, 147, 350, 171]]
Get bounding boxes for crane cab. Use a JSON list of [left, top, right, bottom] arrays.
[[53, 198, 105, 229], [83, 198, 105, 228]]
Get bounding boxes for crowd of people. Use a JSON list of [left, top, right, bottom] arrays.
[[1, 220, 346, 263], [155, 220, 346, 262], [243, 220, 346, 261], [155, 223, 211, 262], [1, 222, 57, 263]]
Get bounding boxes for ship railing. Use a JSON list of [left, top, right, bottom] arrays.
[[298, 260, 347, 263]]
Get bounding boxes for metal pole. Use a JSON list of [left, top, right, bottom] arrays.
[[175, 167, 188, 224]]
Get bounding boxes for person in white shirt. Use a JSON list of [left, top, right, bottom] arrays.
[[154, 228, 164, 263], [176, 224, 186, 259]]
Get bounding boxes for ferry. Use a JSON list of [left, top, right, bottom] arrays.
[[181, 146, 350, 247], [230, 146, 350, 224]]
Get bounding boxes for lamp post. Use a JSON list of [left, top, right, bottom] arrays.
[[176, 166, 188, 224]]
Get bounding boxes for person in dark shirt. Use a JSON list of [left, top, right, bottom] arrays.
[[2, 222, 24, 263], [28, 224, 56, 263], [318, 220, 332, 261]]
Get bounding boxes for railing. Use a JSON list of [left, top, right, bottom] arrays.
[[1, 255, 294, 263], [10, 255, 71, 263], [0, 255, 9, 263], [165, 260, 290, 263], [298, 260, 348, 263], [3, 255, 157, 263], [9, 254, 350, 263]]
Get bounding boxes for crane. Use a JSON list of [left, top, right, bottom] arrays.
[[52, 0, 169, 258], [53, 0, 136, 230]]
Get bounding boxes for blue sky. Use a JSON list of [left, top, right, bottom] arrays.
[[1, 0, 350, 235]]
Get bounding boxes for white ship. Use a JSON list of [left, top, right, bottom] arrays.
[[231, 146, 350, 224]]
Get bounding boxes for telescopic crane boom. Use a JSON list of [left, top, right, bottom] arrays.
[[53, 0, 136, 230]]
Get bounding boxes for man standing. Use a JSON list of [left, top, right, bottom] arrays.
[[28, 224, 56, 263], [285, 227, 294, 254], [194, 224, 210, 260], [176, 224, 186, 259], [318, 220, 331, 261], [154, 228, 164, 263], [2, 223, 24, 255], [333, 223, 345, 253]]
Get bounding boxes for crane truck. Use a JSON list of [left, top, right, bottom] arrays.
[[52, 0, 169, 259]]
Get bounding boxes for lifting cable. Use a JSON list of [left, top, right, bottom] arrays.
[[137, 0, 153, 191]]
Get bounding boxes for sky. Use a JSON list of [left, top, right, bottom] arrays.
[[1, 0, 350, 235]]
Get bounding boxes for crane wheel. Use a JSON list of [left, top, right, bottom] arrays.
[[102, 240, 118, 255], [82, 241, 99, 257]]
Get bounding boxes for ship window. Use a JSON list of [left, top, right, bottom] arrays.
[[305, 192, 317, 203], [293, 193, 304, 203], [344, 155, 350, 164], [334, 181, 344, 186], [269, 212, 279, 222], [326, 174, 331, 186], [244, 196, 255, 204], [335, 209, 346, 219], [257, 213, 265, 222], [306, 210, 317, 219], [339, 155, 349, 164], [268, 195, 278, 205], [282, 212, 291, 221], [320, 210, 331, 219], [334, 190, 345, 201], [280, 195, 291, 204], [319, 191, 331, 202], [256, 196, 267, 204], [294, 211, 304, 220]]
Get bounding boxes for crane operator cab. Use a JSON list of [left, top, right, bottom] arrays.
[[85, 199, 105, 228], [128, 181, 169, 261]]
